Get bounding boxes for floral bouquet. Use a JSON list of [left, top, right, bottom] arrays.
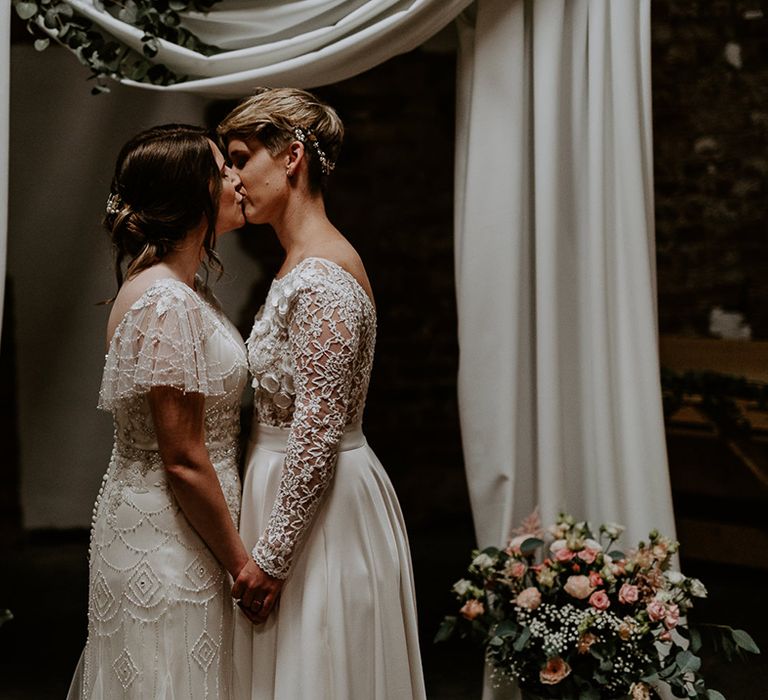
[[436, 512, 760, 700]]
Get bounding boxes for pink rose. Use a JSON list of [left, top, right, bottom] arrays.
[[664, 603, 680, 629], [619, 583, 639, 605], [515, 587, 542, 610], [578, 548, 598, 564], [588, 571, 603, 587], [540, 657, 571, 685], [555, 547, 575, 562], [659, 629, 672, 642], [563, 575, 594, 600], [459, 599, 484, 620], [646, 599, 666, 622], [507, 560, 527, 578], [589, 590, 611, 610]]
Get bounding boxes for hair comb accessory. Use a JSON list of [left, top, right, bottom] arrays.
[[106, 192, 122, 216], [293, 126, 335, 176]]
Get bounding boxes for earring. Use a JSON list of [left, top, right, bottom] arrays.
[[286, 167, 292, 177]]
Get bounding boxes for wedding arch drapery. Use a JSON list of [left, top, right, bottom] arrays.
[[456, 0, 675, 555], [58, 0, 474, 96]]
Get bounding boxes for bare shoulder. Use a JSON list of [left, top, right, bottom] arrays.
[[308, 239, 373, 301], [106, 265, 182, 344]]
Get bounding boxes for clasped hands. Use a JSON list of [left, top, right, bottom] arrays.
[[232, 558, 284, 625]]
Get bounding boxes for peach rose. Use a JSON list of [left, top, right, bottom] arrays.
[[578, 548, 598, 564], [588, 571, 603, 587], [563, 575, 594, 600], [554, 547, 575, 563], [659, 629, 672, 642], [459, 599, 484, 620], [540, 657, 571, 685], [589, 590, 610, 610], [646, 599, 666, 622], [618, 620, 634, 640], [577, 632, 597, 654], [618, 583, 639, 605], [664, 603, 680, 629], [630, 681, 651, 700], [515, 587, 542, 610]]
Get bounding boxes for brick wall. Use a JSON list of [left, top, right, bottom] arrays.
[[652, 0, 768, 338]]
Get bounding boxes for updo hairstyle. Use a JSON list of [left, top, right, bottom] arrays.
[[217, 87, 344, 193], [104, 123, 222, 293]]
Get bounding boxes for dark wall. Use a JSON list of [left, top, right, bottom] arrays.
[[652, 0, 768, 338]]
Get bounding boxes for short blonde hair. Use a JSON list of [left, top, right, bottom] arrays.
[[218, 87, 344, 192]]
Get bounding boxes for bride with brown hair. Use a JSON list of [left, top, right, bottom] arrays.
[[219, 89, 427, 700], [68, 124, 262, 699]]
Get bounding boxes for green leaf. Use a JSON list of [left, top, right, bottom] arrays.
[[34, 37, 50, 51], [118, 2, 138, 23], [0, 609, 13, 627], [434, 616, 457, 643], [520, 537, 544, 554], [14, 2, 39, 21], [676, 650, 702, 673], [512, 626, 530, 652], [493, 620, 517, 638], [607, 550, 625, 559], [706, 691, 726, 700], [169, 0, 187, 9], [732, 629, 761, 654], [689, 627, 702, 653]]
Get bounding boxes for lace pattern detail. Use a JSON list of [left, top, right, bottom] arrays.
[[247, 258, 376, 578]]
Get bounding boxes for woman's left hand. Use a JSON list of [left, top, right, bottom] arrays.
[[232, 559, 284, 624]]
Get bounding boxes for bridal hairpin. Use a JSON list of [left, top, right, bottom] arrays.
[[105, 192, 122, 216], [293, 126, 336, 175]]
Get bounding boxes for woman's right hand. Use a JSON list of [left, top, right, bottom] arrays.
[[232, 559, 284, 625]]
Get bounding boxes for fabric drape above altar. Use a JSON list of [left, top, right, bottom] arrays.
[[62, 0, 474, 95]]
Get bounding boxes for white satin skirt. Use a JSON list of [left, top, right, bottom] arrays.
[[233, 423, 426, 700]]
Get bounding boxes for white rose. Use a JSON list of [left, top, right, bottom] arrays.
[[584, 538, 603, 552], [689, 578, 708, 598], [452, 579, 473, 596], [550, 539, 568, 553], [601, 522, 625, 539], [665, 570, 685, 585], [472, 553, 495, 570]]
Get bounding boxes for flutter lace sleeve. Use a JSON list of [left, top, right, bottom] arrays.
[[252, 277, 363, 579], [98, 280, 227, 411]]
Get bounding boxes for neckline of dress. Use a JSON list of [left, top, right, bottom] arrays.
[[106, 277, 204, 350], [273, 256, 375, 310]]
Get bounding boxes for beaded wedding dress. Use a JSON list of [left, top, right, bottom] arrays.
[[233, 257, 426, 700], [67, 278, 248, 699]]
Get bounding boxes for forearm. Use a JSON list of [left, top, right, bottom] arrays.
[[165, 456, 249, 579]]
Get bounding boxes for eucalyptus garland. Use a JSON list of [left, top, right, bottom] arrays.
[[13, 0, 223, 93]]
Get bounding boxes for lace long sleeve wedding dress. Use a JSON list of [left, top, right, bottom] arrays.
[[67, 278, 247, 699], [233, 257, 426, 700]]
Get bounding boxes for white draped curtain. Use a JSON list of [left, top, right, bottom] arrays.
[[455, 0, 675, 549], [64, 0, 473, 94]]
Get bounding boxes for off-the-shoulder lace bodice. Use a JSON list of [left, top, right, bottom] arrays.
[[246, 258, 376, 578]]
